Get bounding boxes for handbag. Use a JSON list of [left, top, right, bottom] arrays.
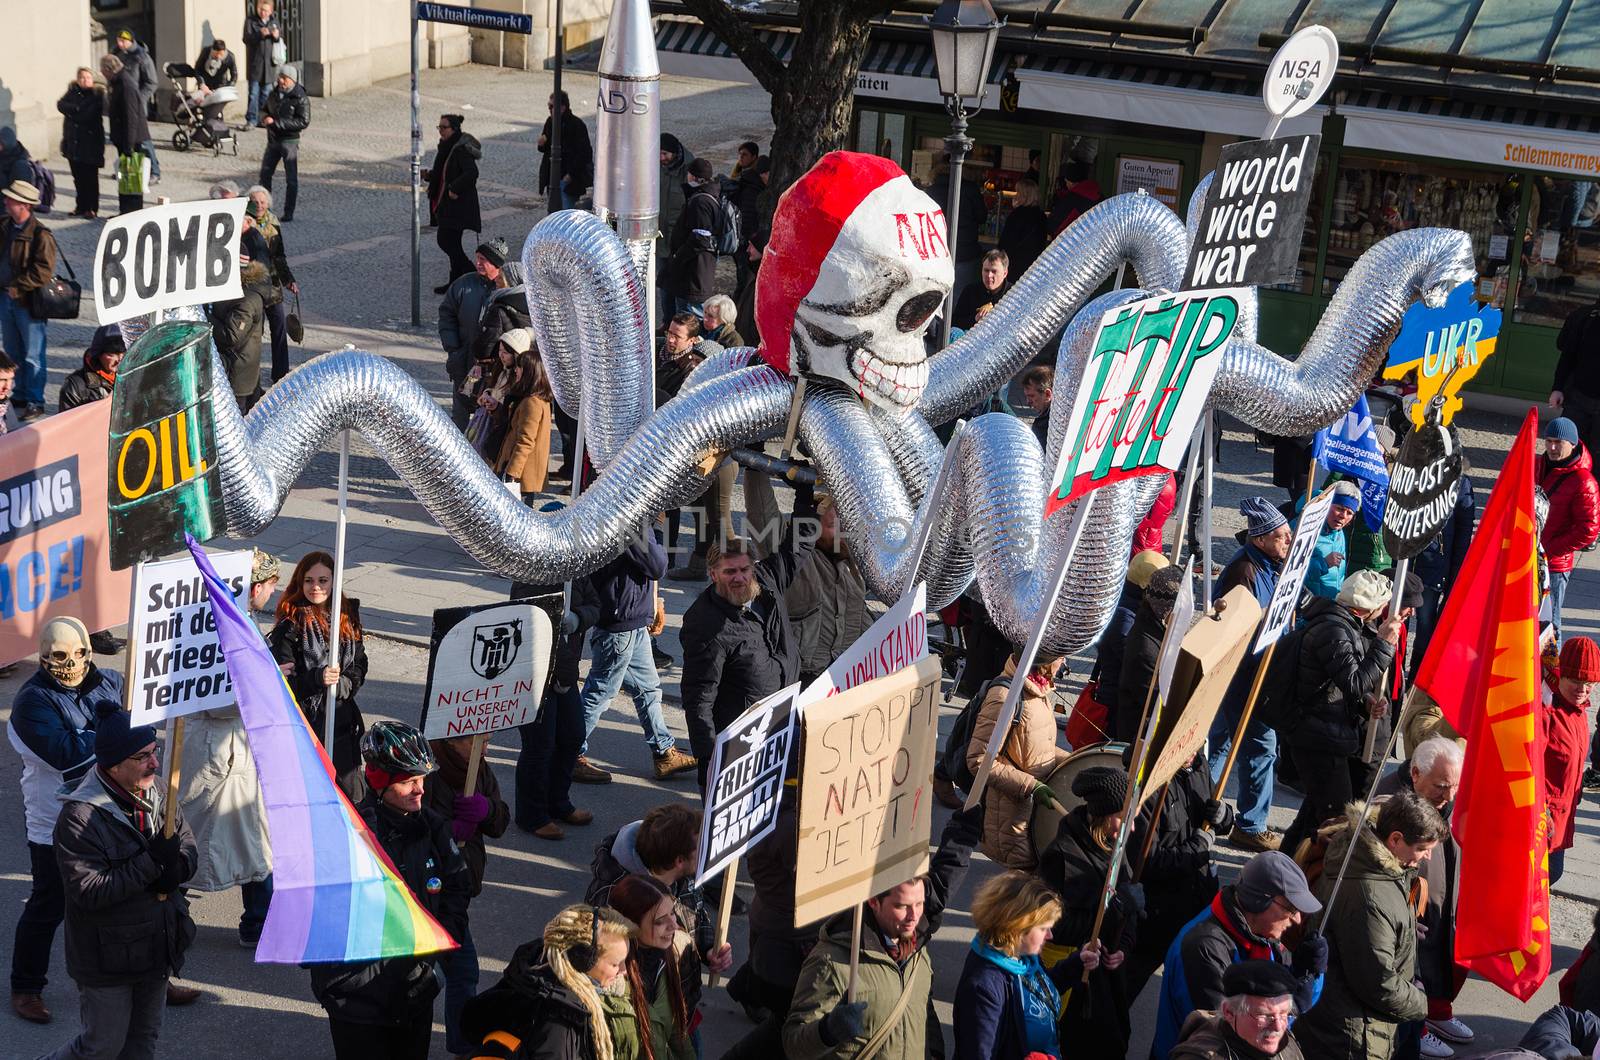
[[29, 243, 81, 321], [286, 292, 304, 342], [271, 40, 288, 66], [1064, 680, 1111, 750]]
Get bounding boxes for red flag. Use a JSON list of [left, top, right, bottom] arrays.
[[1415, 408, 1547, 999]]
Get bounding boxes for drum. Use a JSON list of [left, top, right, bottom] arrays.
[[1028, 741, 1128, 858]]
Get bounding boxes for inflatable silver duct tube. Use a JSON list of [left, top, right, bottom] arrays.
[[213, 342, 796, 583], [919, 190, 1189, 426], [519, 210, 653, 470]]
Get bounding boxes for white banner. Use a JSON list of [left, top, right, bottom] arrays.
[[127, 549, 253, 725], [1156, 558, 1196, 704], [1255, 488, 1338, 653], [94, 198, 247, 325], [422, 603, 552, 740], [797, 583, 927, 708], [695, 684, 799, 888]]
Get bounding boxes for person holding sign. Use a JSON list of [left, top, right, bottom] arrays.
[[1278, 570, 1406, 861], [268, 551, 369, 801], [965, 653, 1071, 871]]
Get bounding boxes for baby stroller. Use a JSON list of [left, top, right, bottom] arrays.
[[164, 62, 238, 156]]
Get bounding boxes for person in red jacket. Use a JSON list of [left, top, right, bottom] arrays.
[[1538, 417, 1600, 642], [1545, 637, 1599, 884], [1133, 472, 1177, 557]]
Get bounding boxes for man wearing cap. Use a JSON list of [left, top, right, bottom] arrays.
[[59, 326, 123, 412], [1279, 568, 1408, 859], [439, 239, 502, 428], [1306, 481, 1363, 600], [46, 704, 197, 1059], [257, 63, 309, 222], [1152, 851, 1327, 1059], [112, 30, 160, 183], [1207, 496, 1294, 851], [1537, 417, 1598, 643], [666, 157, 720, 318], [1544, 637, 1599, 886], [0, 179, 57, 421], [1170, 959, 1307, 1059]]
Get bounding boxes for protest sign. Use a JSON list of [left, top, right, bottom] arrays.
[[1155, 559, 1196, 704], [1383, 282, 1502, 428], [797, 583, 926, 708], [93, 198, 246, 325], [1183, 134, 1321, 289], [107, 321, 228, 570], [1313, 395, 1389, 527], [1255, 487, 1337, 653], [1382, 418, 1463, 561], [794, 654, 941, 927], [421, 602, 552, 740], [126, 549, 252, 725], [1047, 289, 1241, 516], [696, 684, 799, 888], [1262, 25, 1338, 120], [0, 403, 131, 667], [1145, 585, 1261, 793]]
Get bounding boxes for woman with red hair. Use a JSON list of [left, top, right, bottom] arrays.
[[605, 873, 699, 1060], [268, 550, 369, 800]]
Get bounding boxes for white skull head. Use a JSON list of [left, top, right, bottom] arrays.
[[40, 616, 91, 687], [758, 158, 952, 415]]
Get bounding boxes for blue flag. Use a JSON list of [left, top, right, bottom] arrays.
[[1313, 395, 1389, 529]]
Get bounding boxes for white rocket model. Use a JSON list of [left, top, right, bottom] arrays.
[[594, 0, 660, 282]]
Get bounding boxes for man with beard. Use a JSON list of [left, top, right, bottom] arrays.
[[1170, 959, 1307, 1059]]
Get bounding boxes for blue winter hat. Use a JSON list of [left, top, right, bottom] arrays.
[[1240, 496, 1287, 539], [1546, 417, 1580, 444], [1331, 480, 1363, 512], [93, 702, 158, 766]]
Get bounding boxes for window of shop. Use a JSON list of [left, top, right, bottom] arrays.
[[1515, 175, 1600, 328], [853, 109, 908, 172]]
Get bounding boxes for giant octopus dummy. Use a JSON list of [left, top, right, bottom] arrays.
[[167, 151, 1472, 656]]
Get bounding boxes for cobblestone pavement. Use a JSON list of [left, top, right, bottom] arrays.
[[0, 60, 1595, 1057]]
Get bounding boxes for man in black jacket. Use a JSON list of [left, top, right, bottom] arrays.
[[257, 64, 308, 222], [1553, 294, 1600, 457], [242, 0, 282, 127], [1278, 568, 1406, 858], [58, 327, 122, 411], [667, 157, 720, 318], [313, 722, 468, 1059], [680, 492, 817, 788], [537, 91, 593, 211]]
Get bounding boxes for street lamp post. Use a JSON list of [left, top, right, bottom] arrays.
[[928, 0, 1002, 348]]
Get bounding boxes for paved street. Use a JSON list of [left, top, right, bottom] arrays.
[[1, 60, 1598, 1058]]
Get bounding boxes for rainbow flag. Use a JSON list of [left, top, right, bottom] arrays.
[[185, 536, 458, 964]]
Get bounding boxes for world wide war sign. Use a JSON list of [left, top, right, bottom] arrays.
[[794, 654, 942, 927]]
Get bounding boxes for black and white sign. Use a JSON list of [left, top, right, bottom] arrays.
[[695, 684, 799, 888], [1262, 25, 1339, 119], [93, 199, 247, 326], [421, 601, 551, 740], [1255, 488, 1338, 653], [416, 1, 533, 34], [1184, 134, 1320, 289], [127, 549, 252, 725], [1382, 421, 1463, 561]]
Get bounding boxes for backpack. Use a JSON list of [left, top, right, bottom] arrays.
[[703, 182, 742, 257], [1252, 622, 1315, 735], [940, 675, 1012, 793], [26, 161, 55, 215]]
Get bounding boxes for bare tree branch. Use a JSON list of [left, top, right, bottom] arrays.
[[675, 0, 789, 96]]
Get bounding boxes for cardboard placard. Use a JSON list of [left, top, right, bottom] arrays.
[[1382, 283, 1503, 428], [794, 654, 942, 927], [420, 602, 552, 740], [0, 403, 132, 666], [1144, 585, 1261, 792], [1048, 289, 1241, 515], [1313, 395, 1390, 527], [93, 199, 247, 326], [1256, 488, 1337, 653], [1382, 421, 1463, 561], [127, 549, 252, 724], [1184, 135, 1320, 289], [797, 583, 927, 708], [695, 684, 799, 888]]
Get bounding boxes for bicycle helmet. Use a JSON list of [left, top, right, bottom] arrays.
[[359, 720, 437, 790]]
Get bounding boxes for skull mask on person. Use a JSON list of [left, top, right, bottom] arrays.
[[40, 616, 92, 687], [755, 152, 953, 414]]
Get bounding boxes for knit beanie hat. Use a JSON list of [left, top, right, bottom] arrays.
[[1545, 417, 1580, 444], [94, 702, 159, 766], [1561, 637, 1600, 683], [1126, 549, 1170, 589], [1143, 564, 1186, 620], [475, 237, 510, 269], [498, 327, 534, 355], [1240, 496, 1287, 539], [1070, 766, 1127, 817], [1337, 568, 1392, 611]]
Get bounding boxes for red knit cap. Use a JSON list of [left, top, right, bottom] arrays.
[[1561, 636, 1600, 682]]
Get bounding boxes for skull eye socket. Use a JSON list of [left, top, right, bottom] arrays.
[[49, 650, 87, 662], [897, 291, 944, 333]]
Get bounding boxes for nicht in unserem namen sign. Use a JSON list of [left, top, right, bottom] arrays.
[[421, 602, 552, 740]]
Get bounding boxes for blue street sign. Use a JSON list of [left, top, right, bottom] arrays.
[[416, 1, 533, 34]]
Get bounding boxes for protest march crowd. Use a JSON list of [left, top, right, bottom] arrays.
[[7, 11, 1600, 1060]]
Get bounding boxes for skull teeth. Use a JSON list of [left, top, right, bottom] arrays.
[[851, 350, 929, 410]]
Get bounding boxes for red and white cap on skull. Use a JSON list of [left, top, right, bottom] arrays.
[[755, 151, 952, 412]]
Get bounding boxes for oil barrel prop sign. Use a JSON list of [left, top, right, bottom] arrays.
[[126, 549, 253, 725], [420, 601, 553, 740], [107, 321, 228, 569], [0, 403, 132, 666], [93, 198, 246, 326], [695, 684, 799, 888], [1381, 403, 1463, 561]]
